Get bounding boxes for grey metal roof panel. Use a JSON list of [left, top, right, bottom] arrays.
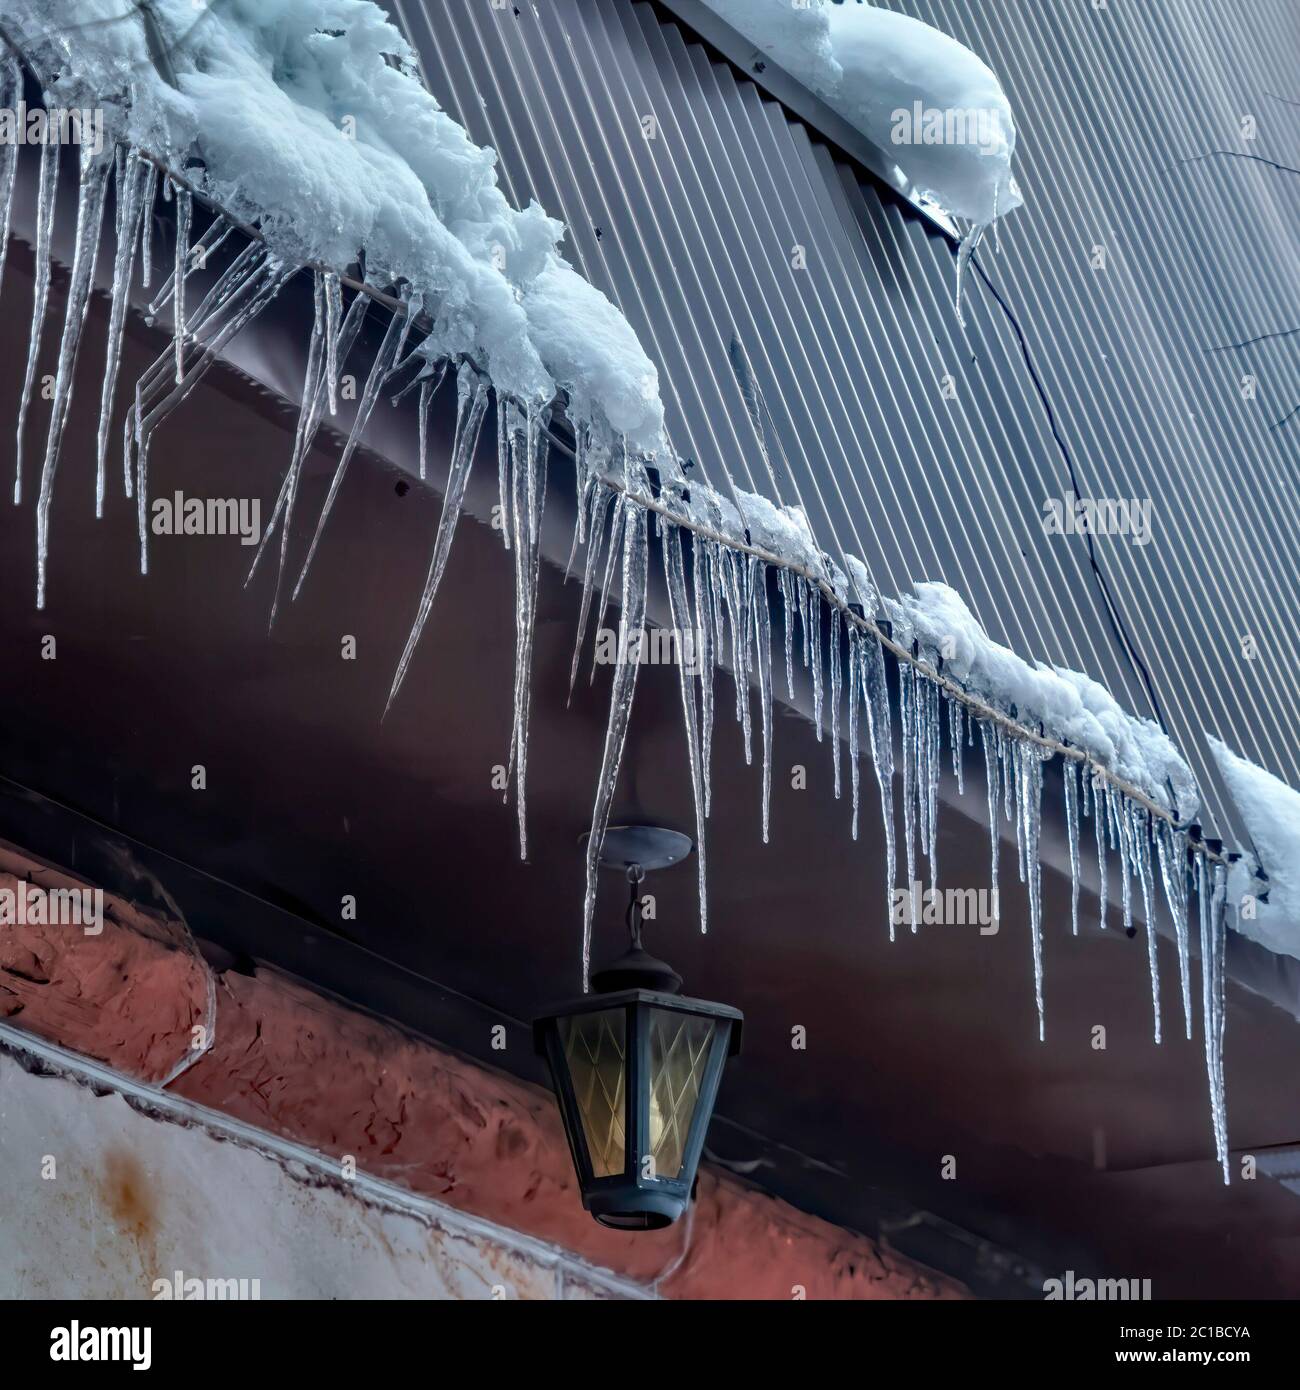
[[387, 0, 1299, 844]]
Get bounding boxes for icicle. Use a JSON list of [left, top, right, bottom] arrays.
[[707, 539, 726, 691], [692, 534, 717, 819], [96, 155, 149, 518], [1156, 821, 1193, 1040], [293, 308, 405, 598], [563, 470, 590, 586], [1093, 771, 1109, 928], [416, 373, 432, 481], [171, 185, 193, 383], [663, 524, 708, 932], [1000, 725, 1014, 826], [1199, 857, 1229, 1182], [1012, 738, 1029, 888], [1063, 757, 1081, 936], [0, 57, 21, 304], [590, 489, 626, 687], [569, 483, 613, 704], [582, 504, 649, 990], [947, 695, 965, 795], [248, 287, 369, 616], [721, 550, 753, 764], [861, 631, 896, 922], [923, 680, 940, 894], [779, 569, 797, 700], [979, 721, 1000, 907], [252, 270, 326, 621], [505, 406, 549, 859], [899, 663, 917, 916], [828, 607, 842, 801], [573, 426, 590, 547], [1015, 740, 1049, 1041], [751, 559, 773, 844], [391, 286, 418, 366], [847, 630, 862, 843], [133, 251, 287, 576], [1131, 803, 1163, 1044], [386, 363, 490, 713], [809, 586, 824, 742], [323, 271, 343, 415], [144, 215, 234, 326], [35, 150, 111, 610], [139, 163, 158, 288], [15, 139, 59, 506], [1114, 789, 1134, 938], [495, 396, 513, 551], [954, 220, 987, 329]]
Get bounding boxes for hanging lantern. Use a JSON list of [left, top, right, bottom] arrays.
[[534, 827, 743, 1230]]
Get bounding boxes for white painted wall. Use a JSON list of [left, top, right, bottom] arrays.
[[0, 1030, 646, 1300]]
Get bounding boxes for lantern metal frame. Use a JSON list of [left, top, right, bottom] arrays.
[[533, 827, 743, 1230]]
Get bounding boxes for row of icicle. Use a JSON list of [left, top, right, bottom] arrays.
[[1, 121, 1231, 1183]]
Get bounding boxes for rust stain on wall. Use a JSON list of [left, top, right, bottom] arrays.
[[101, 1148, 159, 1274]]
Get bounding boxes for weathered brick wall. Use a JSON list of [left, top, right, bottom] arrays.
[[0, 839, 965, 1299]]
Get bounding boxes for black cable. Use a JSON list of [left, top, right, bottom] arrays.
[[970, 249, 1171, 734]]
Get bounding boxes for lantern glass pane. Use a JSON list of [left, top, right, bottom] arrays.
[[558, 1008, 627, 1177], [647, 1009, 717, 1180]]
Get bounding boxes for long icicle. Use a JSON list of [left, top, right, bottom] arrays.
[[292, 307, 405, 598], [96, 154, 149, 517], [1131, 802, 1163, 1045], [505, 405, 548, 860], [1063, 757, 1081, 935], [847, 629, 862, 844], [692, 533, 717, 819], [15, 138, 59, 506], [979, 720, 1001, 910], [751, 557, 773, 844], [171, 184, 192, 382], [247, 286, 370, 618], [568, 482, 612, 705], [663, 522, 708, 933], [249, 269, 325, 618], [0, 56, 21, 303], [1199, 858, 1230, 1182], [133, 251, 287, 576], [1156, 820, 1193, 1040], [1017, 740, 1048, 1041], [861, 630, 896, 926], [1093, 769, 1109, 928], [828, 606, 842, 801], [35, 150, 111, 609], [589, 492, 626, 687], [385, 364, 490, 714], [582, 502, 649, 990], [323, 270, 343, 416], [899, 662, 917, 911], [495, 395, 513, 551], [126, 239, 264, 504]]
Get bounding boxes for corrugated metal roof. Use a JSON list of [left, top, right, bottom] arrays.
[[386, 0, 1299, 843]]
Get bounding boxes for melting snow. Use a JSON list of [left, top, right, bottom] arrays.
[[885, 582, 1199, 819], [702, 0, 1022, 321], [1209, 738, 1300, 962], [5, 0, 666, 455]]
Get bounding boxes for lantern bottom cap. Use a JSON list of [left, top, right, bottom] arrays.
[[586, 1187, 687, 1230]]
